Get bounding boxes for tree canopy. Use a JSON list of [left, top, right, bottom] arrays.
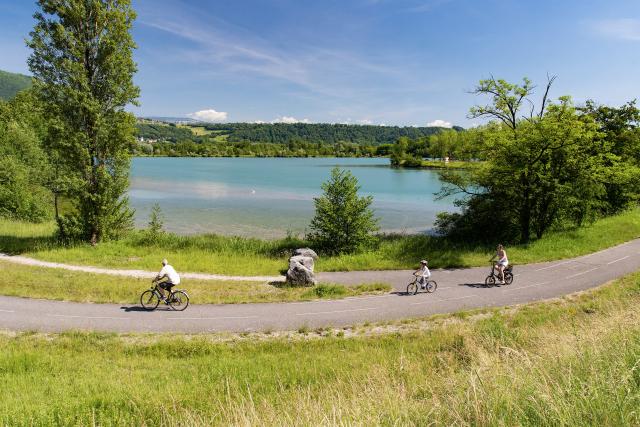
[[28, 0, 139, 244], [436, 77, 640, 243]]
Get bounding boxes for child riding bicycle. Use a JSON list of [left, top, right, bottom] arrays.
[[413, 260, 431, 289]]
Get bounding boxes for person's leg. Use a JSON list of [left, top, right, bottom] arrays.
[[498, 265, 504, 282], [158, 282, 168, 299]]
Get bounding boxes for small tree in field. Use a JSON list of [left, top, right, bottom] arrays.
[[307, 167, 379, 254], [145, 203, 165, 242]]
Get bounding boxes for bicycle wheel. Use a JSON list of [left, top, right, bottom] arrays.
[[168, 290, 190, 311], [407, 280, 418, 295], [504, 271, 514, 285], [426, 280, 438, 293], [140, 290, 160, 310], [485, 275, 496, 286]]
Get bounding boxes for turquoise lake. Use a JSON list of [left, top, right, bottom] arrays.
[[130, 157, 456, 238]]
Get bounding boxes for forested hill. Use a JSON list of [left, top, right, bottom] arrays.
[[137, 120, 462, 145], [0, 70, 32, 100]]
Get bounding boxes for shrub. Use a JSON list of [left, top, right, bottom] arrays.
[[307, 167, 379, 254]]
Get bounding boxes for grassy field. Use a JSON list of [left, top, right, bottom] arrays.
[[1, 270, 639, 424], [0, 260, 390, 304], [1, 208, 638, 276]]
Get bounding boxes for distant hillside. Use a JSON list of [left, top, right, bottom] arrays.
[[136, 120, 462, 146], [0, 70, 32, 100]]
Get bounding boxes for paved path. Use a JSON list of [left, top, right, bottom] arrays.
[[1, 239, 639, 333]]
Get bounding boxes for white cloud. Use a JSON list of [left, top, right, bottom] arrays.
[[426, 119, 452, 128], [357, 119, 373, 125], [592, 19, 640, 41], [272, 116, 310, 124], [187, 109, 228, 122]]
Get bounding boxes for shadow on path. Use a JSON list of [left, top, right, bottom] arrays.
[[119, 306, 173, 312]]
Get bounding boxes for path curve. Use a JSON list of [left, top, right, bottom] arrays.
[[1, 239, 639, 333], [0, 253, 284, 282]]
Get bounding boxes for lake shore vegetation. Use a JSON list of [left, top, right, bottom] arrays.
[[1, 207, 638, 275], [436, 77, 640, 244], [1, 268, 639, 424]]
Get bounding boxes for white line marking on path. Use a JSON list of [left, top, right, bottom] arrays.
[[47, 314, 129, 320], [296, 307, 376, 316], [565, 268, 599, 279], [166, 316, 259, 321], [503, 282, 549, 292], [535, 260, 574, 271], [0, 309, 15, 313], [607, 256, 630, 265]]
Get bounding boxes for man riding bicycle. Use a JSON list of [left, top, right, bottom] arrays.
[[154, 259, 181, 301]]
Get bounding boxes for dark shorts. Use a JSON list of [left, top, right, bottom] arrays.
[[159, 281, 174, 290]]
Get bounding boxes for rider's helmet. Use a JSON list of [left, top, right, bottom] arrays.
[[420, 260, 428, 265], [162, 259, 168, 266]]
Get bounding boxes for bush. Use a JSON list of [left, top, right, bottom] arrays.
[[307, 167, 379, 254]]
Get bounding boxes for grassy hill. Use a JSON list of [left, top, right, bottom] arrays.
[[136, 119, 461, 146], [0, 69, 32, 100]]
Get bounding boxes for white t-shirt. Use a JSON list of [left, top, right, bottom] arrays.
[[158, 264, 180, 285], [418, 265, 431, 278]]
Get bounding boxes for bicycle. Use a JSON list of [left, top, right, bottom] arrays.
[[140, 280, 190, 311], [407, 275, 438, 295], [485, 262, 514, 286]]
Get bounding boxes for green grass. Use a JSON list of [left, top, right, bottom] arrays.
[[419, 159, 473, 169], [0, 261, 391, 304], [1, 208, 639, 275], [1, 269, 640, 424]]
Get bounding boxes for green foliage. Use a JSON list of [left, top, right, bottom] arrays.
[[389, 129, 479, 168], [28, 0, 140, 244], [308, 167, 379, 254], [0, 92, 52, 222], [0, 69, 32, 100], [438, 77, 640, 243], [580, 100, 640, 213], [305, 284, 348, 298], [144, 203, 165, 242], [132, 121, 455, 158]]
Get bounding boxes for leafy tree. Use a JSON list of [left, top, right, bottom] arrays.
[[579, 100, 640, 213], [0, 92, 52, 221], [438, 77, 613, 243], [28, 0, 139, 244], [307, 167, 379, 254], [390, 137, 409, 165]]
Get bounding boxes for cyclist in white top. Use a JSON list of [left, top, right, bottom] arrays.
[[492, 244, 508, 284], [413, 260, 431, 289], [154, 259, 181, 300]]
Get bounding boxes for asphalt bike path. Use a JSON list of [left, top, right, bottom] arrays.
[[0, 239, 639, 333]]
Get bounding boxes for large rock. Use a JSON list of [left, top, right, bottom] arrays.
[[293, 248, 318, 260], [286, 249, 318, 286]]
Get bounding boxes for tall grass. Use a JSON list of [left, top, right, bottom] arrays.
[[0, 260, 390, 304], [1, 271, 639, 424], [1, 208, 639, 275]]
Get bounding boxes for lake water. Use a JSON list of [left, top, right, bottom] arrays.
[[129, 157, 456, 238]]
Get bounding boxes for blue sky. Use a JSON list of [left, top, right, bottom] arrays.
[[1, 0, 639, 127]]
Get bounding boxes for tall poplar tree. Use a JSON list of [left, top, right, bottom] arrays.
[[28, 0, 139, 244]]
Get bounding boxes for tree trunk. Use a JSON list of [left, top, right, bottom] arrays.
[[519, 173, 531, 243]]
